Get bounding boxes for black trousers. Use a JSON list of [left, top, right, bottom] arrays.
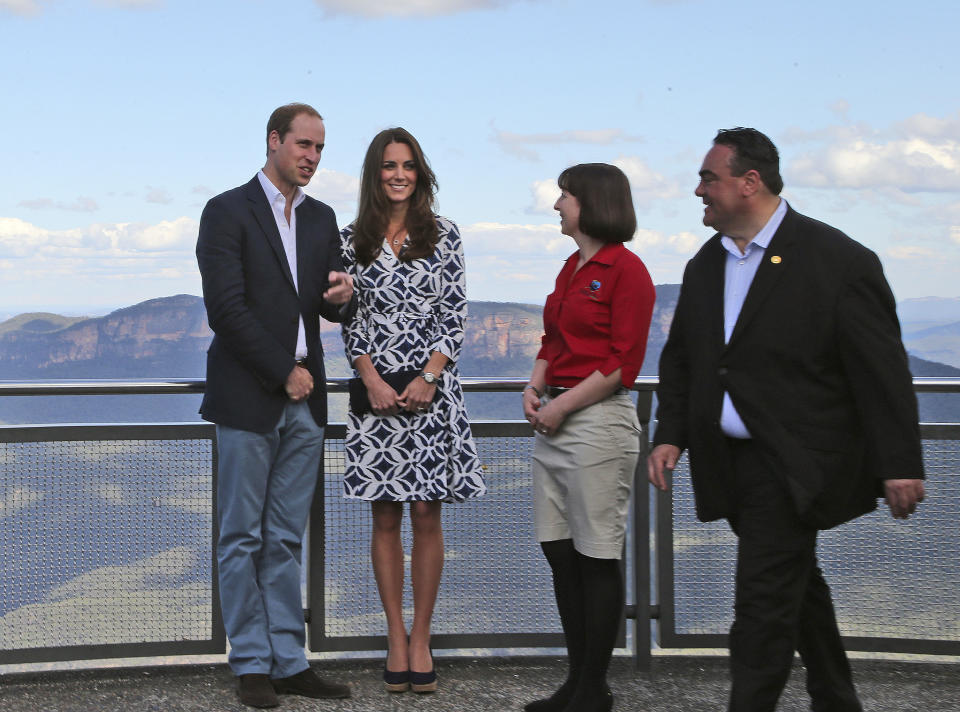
[[725, 439, 862, 712]]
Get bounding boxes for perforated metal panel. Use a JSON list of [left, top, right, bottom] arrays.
[[658, 437, 960, 655], [316, 428, 562, 647], [0, 424, 222, 664]]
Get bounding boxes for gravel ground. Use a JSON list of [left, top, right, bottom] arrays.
[[1, 655, 958, 712]]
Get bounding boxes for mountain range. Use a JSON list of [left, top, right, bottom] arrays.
[[0, 288, 957, 423]]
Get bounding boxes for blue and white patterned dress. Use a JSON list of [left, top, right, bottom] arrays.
[[340, 216, 486, 502]]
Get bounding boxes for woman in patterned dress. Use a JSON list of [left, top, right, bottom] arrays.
[[340, 127, 486, 693]]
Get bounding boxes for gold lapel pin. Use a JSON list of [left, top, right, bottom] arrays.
[[770, 255, 782, 264]]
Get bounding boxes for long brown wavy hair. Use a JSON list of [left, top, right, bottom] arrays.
[[351, 127, 439, 266]]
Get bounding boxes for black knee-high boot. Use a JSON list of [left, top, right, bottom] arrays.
[[561, 551, 622, 712], [524, 539, 585, 712]]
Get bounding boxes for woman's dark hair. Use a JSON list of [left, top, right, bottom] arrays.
[[352, 127, 439, 266], [713, 127, 784, 195], [557, 163, 636, 243]]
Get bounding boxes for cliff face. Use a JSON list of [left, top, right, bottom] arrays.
[[458, 302, 544, 375], [1, 289, 958, 422], [0, 295, 211, 377], [0, 289, 682, 379]]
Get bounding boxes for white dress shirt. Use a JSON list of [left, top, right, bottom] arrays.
[[257, 170, 308, 360], [719, 198, 788, 438]]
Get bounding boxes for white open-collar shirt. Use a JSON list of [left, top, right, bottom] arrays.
[[719, 198, 788, 439], [258, 170, 308, 360]]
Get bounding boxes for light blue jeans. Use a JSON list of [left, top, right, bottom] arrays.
[[215, 401, 324, 677]]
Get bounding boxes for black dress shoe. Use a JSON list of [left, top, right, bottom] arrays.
[[237, 673, 279, 708], [524, 679, 575, 712], [271, 667, 351, 699], [561, 687, 613, 712], [530, 683, 611, 712]]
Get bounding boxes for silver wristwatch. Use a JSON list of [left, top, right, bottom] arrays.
[[420, 371, 438, 384]]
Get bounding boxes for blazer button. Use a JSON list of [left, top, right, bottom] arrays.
[[718, 367, 728, 375]]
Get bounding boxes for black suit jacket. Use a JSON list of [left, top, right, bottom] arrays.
[[196, 176, 350, 433], [653, 207, 924, 529]]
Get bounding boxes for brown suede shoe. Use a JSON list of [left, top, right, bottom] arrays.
[[271, 667, 351, 699], [237, 673, 279, 708]]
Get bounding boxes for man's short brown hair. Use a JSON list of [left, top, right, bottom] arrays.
[[265, 103, 323, 155]]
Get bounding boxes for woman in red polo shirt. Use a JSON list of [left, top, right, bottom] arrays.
[[521, 163, 655, 712]]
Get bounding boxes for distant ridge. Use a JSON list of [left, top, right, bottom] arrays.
[[903, 321, 960, 370], [0, 289, 957, 423], [1, 286, 956, 380], [0, 312, 87, 337]]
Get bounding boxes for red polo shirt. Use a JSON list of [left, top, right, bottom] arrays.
[[536, 243, 656, 388]]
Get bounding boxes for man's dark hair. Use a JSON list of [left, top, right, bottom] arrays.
[[265, 103, 323, 155], [557, 163, 637, 243], [713, 127, 783, 195]]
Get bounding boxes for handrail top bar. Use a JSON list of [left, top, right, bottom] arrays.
[[0, 375, 956, 396]]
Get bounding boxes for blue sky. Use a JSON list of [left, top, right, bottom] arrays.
[[1, 0, 959, 316]]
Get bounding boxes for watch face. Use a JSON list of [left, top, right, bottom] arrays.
[[422, 372, 436, 383]]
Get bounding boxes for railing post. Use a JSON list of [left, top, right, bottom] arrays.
[[306, 442, 328, 649], [632, 388, 653, 672]]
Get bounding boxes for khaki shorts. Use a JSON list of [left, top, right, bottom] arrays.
[[532, 393, 641, 559]]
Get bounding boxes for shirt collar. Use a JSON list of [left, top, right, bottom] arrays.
[[257, 170, 306, 210], [721, 198, 787, 255], [565, 242, 623, 267]]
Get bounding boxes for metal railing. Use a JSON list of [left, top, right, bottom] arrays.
[[1, 377, 957, 670]]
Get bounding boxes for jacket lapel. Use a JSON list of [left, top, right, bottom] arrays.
[[245, 177, 296, 291], [703, 236, 727, 351], [295, 200, 317, 300], [727, 208, 797, 348]]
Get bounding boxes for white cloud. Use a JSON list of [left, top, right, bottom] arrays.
[[787, 112, 960, 192], [667, 231, 701, 254], [613, 155, 682, 206], [145, 186, 173, 204], [131, 218, 195, 249], [462, 221, 565, 257], [458, 220, 698, 301], [527, 157, 681, 216], [951, 226, 960, 245], [829, 99, 850, 121], [0, 0, 42, 14], [529, 179, 560, 214], [94, 0, 160, 6], [313, 0, 527, 17], [894, 111, 960, 140], [303, 167, 360, 218], [0, 216, 200, 307], [495, 128, 643, 160], [2, 0, 160, 13], [17, 196, 99, 212], [886, 245, 938, 260], [0, 216, 197, 258], [462, 221, 700, 262]]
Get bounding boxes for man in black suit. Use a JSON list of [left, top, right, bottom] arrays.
[[196, 103, 354, 708], [648, 128, 925, 712]]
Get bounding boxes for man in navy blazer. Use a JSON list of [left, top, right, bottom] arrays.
[[196, 103, 354, 708], [648, 128, 925, 712]]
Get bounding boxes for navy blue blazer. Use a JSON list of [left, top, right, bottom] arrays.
[[196, 176, 351, 433], [653, 207, 924, 529]]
